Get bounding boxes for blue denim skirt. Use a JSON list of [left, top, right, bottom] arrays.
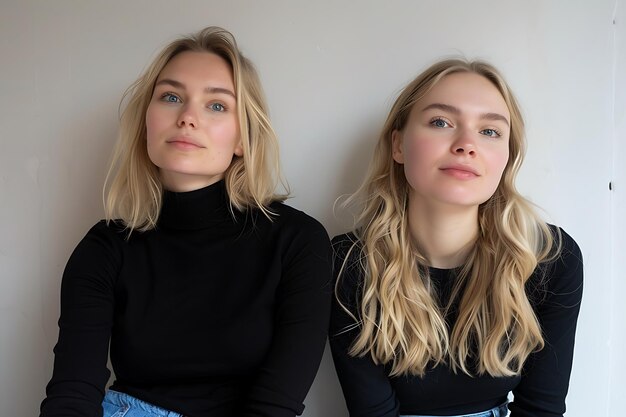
[[401, 402, 509, 417], [102, 390, 184, 417]]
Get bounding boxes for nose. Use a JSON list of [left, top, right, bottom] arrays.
[[177, 106, 198, 129], [450, 130, 477, 156]]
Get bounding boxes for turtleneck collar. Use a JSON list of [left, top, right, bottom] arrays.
[[158, 180, 235, 230]]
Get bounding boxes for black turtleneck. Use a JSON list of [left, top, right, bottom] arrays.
[[330, 228, 583, 417], [40, 181, 333, 417]]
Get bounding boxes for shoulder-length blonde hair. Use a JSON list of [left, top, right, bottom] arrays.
[[104, 26, 287, 231], [338, 59, 561, 377]]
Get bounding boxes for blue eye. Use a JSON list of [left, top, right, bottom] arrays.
[[160, 93, 181, 103], [209, 103, 226, 112], [430, 118, 449, 128], [481, 128, 501, 138]]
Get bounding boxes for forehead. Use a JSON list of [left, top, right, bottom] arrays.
[[157, 51, 234, 85], [417, 72, 510, 118]]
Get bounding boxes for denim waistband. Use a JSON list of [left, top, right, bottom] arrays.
[[103, 390, 184, 417], [400, 402, 508, 417]]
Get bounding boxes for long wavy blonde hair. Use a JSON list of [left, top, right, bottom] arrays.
[[338, 59, 561, 377], [104, 26, 287, 231]]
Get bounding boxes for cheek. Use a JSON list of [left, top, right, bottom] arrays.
[[494, 147, 510, 174], [206, 117, 240, 146], [403, 138, 439, 174], [144, 107, 164, 165], [400, 138, 440, 193], [486, 147, 510, 186], [145, 106, 162, 143]]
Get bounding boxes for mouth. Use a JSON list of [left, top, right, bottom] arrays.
[[166, 137, 204, 149], [439, 164, 480, 178]]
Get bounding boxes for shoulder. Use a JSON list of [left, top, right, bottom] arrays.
[[531, 225, 584, 308], [546, 225, 583, 284], [90, 219, 127, 234], [332, 232, 364, 273], [62, 220, 128, 286], [265, 202, 332, 260], [268, 200, 319, 226], [553, 225, 583, 269], [72, 219, 153, 262], [81, 219, 132, 251], [77, 220, 128, 250], [331, 232, 365, 299], [332, 232, 360, 253], [269, 201, 328, 235]]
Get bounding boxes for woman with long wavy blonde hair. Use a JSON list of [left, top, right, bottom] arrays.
[[330, 59, 583, 417], [40, 26, 332, 417]]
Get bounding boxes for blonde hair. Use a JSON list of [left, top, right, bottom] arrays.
[[104, 26, 287, 231], [338, 59, 561, 377]]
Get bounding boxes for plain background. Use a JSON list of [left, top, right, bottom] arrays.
[[1, 1, 624, 416]]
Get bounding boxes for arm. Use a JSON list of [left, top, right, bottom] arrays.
[[329, 235, 400, 417], [40, 222, 121, 417], [242, 215, 333, 417], [510, 228, 584, 417]]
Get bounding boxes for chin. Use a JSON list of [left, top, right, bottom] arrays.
[[434, 194, 491, 208], [438, 187, 497, 205]]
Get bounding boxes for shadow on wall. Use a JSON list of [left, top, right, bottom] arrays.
[[40, 97, 119, 387], [303, 122, 381, 417], [304, 344, 348, 417], [328, 123, 381, 237]]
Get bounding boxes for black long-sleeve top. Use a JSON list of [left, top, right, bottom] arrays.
[[330, 227, 583, 417], [40, 180, 333, 417]]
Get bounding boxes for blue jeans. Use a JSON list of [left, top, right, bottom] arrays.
[[401, 402, 509, 417], [102, 390, 183, 417]]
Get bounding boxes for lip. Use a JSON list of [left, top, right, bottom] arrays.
[[439, 164, 480, 178], [166, 136, 204, 149]]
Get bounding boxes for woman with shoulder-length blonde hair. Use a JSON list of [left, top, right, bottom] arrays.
[[330, 59, 583, 417], [41, 26, 332, 417]]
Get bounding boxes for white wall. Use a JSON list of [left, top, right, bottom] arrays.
[[0, 1, 622, 416], [609, 1, 626, 415]]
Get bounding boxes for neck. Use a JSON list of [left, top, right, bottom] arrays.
[[407, 194, 479, 269], [158, 179, 234, 230], [160, 171, 224, 192]]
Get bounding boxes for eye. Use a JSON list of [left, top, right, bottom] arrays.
[[209, 102, 226, 112], [160, 93, 181, 103], [430, 118, 450, 128], [480, 128, 502, 138]]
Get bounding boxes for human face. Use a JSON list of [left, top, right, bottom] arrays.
[[146, 51, 241, 192], [392, 72, 511, 209]]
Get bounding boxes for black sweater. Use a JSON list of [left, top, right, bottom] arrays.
[[40, 180, 333, 417], [330, 228, 583, 417]]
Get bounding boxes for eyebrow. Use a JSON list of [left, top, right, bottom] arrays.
[[155, 78, 236, 98], [421, 103, 510, 126]]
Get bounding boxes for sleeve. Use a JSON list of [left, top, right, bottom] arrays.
[[241, 214, 333, 417], [328, 234, 400, 417], [510, 227, 584, 417], [40, 221, 122, 417]]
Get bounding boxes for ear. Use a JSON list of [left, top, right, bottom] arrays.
[[234, 140, 243, 157], [391, 130, 404, 164]]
